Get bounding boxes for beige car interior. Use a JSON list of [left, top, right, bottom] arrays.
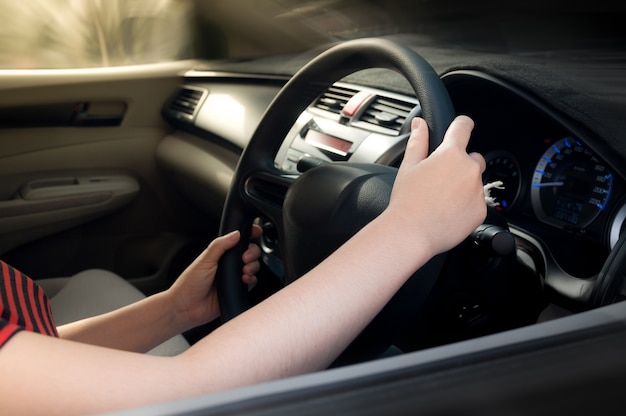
[[0, 62, 219, 355]]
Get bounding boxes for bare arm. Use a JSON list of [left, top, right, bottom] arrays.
[[55, 291, 185, 353], [0, 116, 486, 415], [56, 226, 262, 352], [180, 116, 487, 386]]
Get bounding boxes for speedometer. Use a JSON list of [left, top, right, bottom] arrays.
[[531, 137, 613, 229]]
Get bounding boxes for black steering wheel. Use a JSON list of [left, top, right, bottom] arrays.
[[216, 38, 455, 325]]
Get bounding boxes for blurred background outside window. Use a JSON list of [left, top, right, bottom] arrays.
[[0, 0, 193, 69]]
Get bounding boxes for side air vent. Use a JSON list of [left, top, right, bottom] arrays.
[[313, 85, 358, 114], [358, 96, 417, 133], [165, 86, 207, 123]]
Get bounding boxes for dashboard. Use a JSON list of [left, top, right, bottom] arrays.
[[162, 68, 626, 307]]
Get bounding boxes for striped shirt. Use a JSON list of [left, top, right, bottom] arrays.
[[0, 260, 58, 347]]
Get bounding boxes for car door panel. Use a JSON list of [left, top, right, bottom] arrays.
[[0, 170, 139, 254], [0, 61, 215, 292]]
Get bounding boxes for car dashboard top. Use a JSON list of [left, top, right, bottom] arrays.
[[162, 57, 626, 306]]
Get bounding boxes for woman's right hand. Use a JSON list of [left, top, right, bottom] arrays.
[[387, 116, 487, 257]]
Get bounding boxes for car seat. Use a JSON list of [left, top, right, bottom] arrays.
[[37, 269, 190, 356]]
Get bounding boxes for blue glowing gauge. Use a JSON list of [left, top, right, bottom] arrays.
[[531, 137, 613, 229]]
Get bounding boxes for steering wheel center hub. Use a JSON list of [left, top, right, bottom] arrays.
[[282, 163, 397, 282]]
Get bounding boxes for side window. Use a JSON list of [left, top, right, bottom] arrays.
[[0, 0, 193, 69]]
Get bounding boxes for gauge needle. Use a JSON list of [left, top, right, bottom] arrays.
[[533, 181, 565, 188]]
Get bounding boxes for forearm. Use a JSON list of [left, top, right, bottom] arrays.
[[56, 228, 256, 353], [178, 210, 432, 391], [0, 212, 443, 415], [57, 291, 187, 353]]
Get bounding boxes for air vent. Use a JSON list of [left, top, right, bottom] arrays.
[[313, 85, 358, 114], [358, 96, 416, 133], [166, 86, 207, 122]]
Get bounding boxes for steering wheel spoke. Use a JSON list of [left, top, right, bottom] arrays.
[[243, 170, 295, 224]]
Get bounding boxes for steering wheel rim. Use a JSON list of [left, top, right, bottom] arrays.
[[217, 37, 456, 323]]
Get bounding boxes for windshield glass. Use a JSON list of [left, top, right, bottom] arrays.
[[0, 0, 622, 69]]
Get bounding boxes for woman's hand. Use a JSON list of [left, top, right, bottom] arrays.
[[388, 116, 487, 257], [168, 224, 263, 331]]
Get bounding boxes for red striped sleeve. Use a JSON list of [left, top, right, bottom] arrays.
[[1, 261, 18, 325], [39, 281, 58, 337], [15, 267, 34, 330], [0, 319, 21, 347], [0, 260, 58, 348]]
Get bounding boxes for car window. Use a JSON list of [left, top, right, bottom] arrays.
[[0, 0, 193, 69]]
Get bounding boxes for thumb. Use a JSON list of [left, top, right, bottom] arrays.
[[200, 230, 242, 265]]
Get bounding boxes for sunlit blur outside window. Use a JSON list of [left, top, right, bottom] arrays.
[[0, 0, 193, 69]]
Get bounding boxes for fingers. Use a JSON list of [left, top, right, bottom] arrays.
[[441, 116, 484, 161], [241, 242, 261, 288], [250, 223, 263, 239], [446, 116, 485, 172], [242, 224, 262, 286], [243, 224, 262, 277], [400, 115, 477, 168], [401, 115, 483, 171], [469, 151, 486, 173], [242, 274, 258, 289], [440, 115, 475, 150], [202, 224, 262, 265], [436, 115, 485, 172], [242, 242, 261, 266], [399, 117, 429, 169]]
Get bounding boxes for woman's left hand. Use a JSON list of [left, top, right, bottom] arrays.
[[168, 224, 263, 331]]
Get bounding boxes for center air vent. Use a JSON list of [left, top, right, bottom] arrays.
[[313, 85, 358, 114], [358, 96, 417, 133], [165, 86, 207, 123]]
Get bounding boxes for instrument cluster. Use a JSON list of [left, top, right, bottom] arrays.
[[444, 72, 626, 281], [483, 138, 615, 232]]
